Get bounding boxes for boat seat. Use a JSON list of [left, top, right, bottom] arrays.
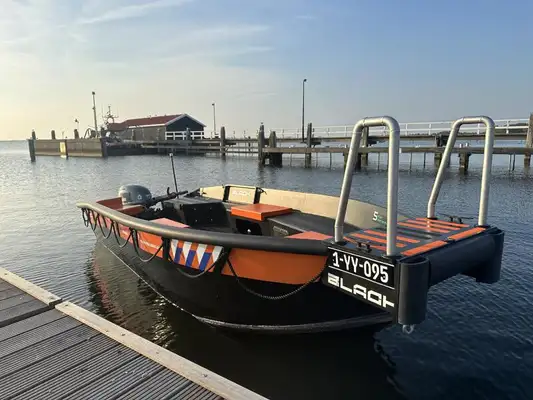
[[230, 203, 293, 222], [268, 211, 359, 236]]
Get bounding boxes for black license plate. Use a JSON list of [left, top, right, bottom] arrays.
[[322, 247, 396, 311]]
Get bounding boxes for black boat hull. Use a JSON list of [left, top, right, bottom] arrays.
[[95, 230, 391, 334]]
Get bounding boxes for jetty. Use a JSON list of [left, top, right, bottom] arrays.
[[27, 114, 533, 174], [0, 267, 265, 400]]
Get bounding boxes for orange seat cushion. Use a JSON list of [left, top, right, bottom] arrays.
[[231, 203, 292, 222]]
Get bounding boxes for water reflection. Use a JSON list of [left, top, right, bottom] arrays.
[[86, 241, 405, 400]]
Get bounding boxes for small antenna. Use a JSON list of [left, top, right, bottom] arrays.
[[169, 153, 179, 195]]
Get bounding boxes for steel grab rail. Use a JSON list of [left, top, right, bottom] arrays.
[[427, 116, 495, 226], [334, 116, 401, 256], [77, 202, 328, 255]]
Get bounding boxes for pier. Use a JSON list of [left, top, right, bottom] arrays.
[[27, 114, 533, 174], [0, 267, 265, 400]]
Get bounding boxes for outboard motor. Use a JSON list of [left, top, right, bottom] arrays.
[[118, 184, 153, 206]]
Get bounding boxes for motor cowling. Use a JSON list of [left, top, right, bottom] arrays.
[[118, 184, 153, 206]]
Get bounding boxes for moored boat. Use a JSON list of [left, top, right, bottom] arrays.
[[77, 116, 505, 334]]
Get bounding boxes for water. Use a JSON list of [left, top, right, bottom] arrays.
[[1, 140, 532, 399]]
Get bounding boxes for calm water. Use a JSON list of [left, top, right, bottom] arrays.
[[1, 140, 532, 399]]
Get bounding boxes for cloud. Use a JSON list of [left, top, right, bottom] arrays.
[[78, 0, 195, 25]]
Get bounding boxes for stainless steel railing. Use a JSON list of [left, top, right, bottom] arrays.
[[427, 116, 495, 226], [334, 116, 401, 256]]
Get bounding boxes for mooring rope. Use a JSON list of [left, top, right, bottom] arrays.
[[81, 208, 90, 227], [131, 230, 164, 263], [226, 255, 325, 301], [111, 223, 134, 248], [96, 214, 114, 239]]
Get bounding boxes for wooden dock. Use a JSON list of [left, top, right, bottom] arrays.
[[0, 267, 266, 400], [27, 114, 533, 174]]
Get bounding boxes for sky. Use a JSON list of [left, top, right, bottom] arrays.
[[1, 0, 532, 139]]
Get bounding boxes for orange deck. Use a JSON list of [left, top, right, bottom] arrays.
[[345, 218, 487, 257]]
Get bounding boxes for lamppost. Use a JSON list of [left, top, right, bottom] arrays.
[[92, 91, 98, 135], [212, 102, 217, 138], [74, 118, 79, 131], [301, 78, 307, 142]]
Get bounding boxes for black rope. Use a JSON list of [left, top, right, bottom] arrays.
[[96, 214, 114, 239], [111, 223, 133, 248], [172, 250, 228, 279], [131, 230, 164, 263], [226, 255, 326, 301], [81, 209, 90, 227], [89, 210, 98, 232]]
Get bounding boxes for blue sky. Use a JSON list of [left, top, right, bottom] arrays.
[[1, 0, 532, 139]]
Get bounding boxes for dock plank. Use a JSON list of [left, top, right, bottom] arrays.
[[0, 325, 99, 378], [56, 301, 267, 400], [0, 299, 50, 328], [0, 333, 118, 398], [11, 346, 141, 399], [113, 369, 199, 400], [0, 309, 64, 341], [0, 273, 266, 400], [61, 357, 165, 400], [0, 315, 80, 360], [0, 287, 24, 301], [0, 267, 62, 306], [0, 293, 35, 310]]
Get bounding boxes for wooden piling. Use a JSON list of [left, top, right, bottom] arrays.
[[258, 123, 265, 165], [100, 138, 108, 158], [269, 131, 282, 166], [525, 113, 533, 167], [459, 152, 471, 174], [51, 130, 56, 140], [361, 127, 369, 167], [434, 133, 449, 168], [220, 126, 226, 160], [28, 139, 36, 162], [59, 140, 69, 159], [304, 122, 312, 168]]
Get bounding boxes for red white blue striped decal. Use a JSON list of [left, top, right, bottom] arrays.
[[169, 240, 223, 270]]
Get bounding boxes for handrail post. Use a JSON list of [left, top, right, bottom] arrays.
[[427, 116, 495, 226], [334, 116, 401, 257]]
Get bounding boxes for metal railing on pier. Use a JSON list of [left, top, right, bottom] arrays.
[[271, 118, 528, 139]]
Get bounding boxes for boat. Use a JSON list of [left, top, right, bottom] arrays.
[[77, 116, 505, 334]]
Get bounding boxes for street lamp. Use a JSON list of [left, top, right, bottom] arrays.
[[91, 91, 98, 135], [301, 78, 307, 142], [212, 102, 217, 138]]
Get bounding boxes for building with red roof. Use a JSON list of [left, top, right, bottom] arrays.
[[107, 114, 206, 141]]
